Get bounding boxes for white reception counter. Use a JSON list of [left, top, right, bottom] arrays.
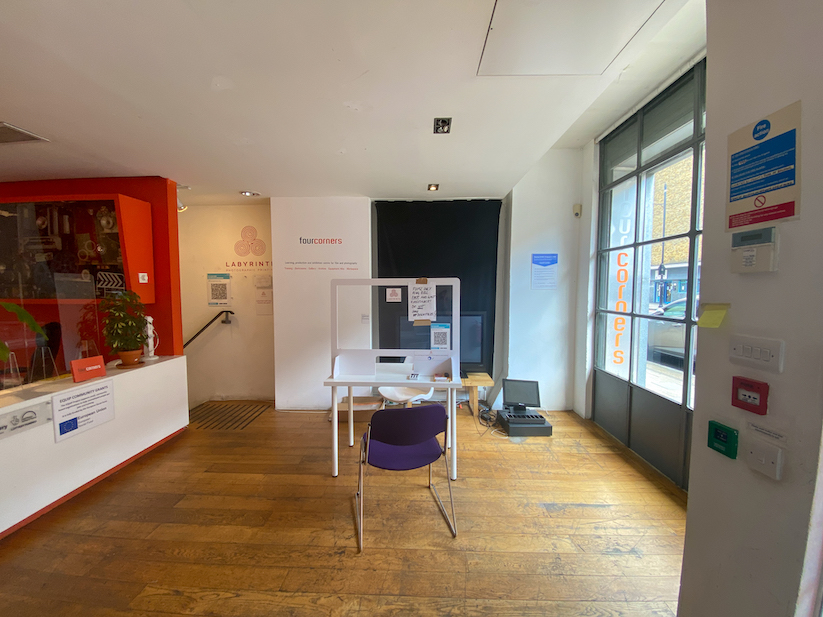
[[0, 355, 189, 537]]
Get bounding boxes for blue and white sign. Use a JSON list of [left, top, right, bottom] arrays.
[[727, 101, 801, 231], [730, 129, 796, 202], [52, 379, 115, 443], [207, 272, 232, 307], [531, 253, 558, 290], [430, 322, 450, 350], [752, 120, 771, 140]]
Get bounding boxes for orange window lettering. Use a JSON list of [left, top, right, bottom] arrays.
[[612, 253, 630, 366]]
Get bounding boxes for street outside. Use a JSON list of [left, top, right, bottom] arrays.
[[643, 360, 685, 402]]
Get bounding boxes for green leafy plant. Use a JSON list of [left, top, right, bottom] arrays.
[[0, 302, 46, 362], [99, 291, 148, 352]]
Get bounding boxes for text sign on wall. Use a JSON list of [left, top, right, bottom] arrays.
[[531, 253, 558, 290], [727, 101, 801, 230], [52, 379, 115, 443], [409, 283, 436, 321]]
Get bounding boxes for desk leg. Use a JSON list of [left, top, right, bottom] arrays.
[[449, 388, 457, 480], [331, 386, 338, 477], [347, 387, 355, 447], [445, 389, 451, 451], [468, 386, 478, 416]]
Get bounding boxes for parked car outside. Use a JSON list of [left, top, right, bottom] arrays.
[[647, 297, 691, 368]]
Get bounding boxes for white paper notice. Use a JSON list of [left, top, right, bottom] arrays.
[[52, 379, 115, 443], [386, 288, 403, 303], [255, 288, 273, 315], [531, 253, 558, 290], [409, 284, 436, 321]]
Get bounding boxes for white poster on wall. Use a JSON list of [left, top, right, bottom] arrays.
[[255, 288, 273, 315], [726, 100, 801, 230], [207, 273, 231, 307], [52, 379, 114, 442], [531, 253, 558, 290]]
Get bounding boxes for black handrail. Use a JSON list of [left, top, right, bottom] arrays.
[[184, 310, 234, 349]]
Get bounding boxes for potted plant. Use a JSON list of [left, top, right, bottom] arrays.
[[99, 290, 148, 366]]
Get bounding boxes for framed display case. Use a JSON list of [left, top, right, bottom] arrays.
[[0, 194, 154, 383]]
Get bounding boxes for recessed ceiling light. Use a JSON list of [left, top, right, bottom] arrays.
[[433, 118, 451, 134], [427, 184, 439, 191], [240, 190, 261, 197]]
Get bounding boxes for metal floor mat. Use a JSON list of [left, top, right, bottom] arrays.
[[189, 401, 271, 430]]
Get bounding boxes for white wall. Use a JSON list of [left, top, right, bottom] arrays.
[[178, 204, 274, 408], [679, 2, 823, 615], [271, 197, 371, 410], [505, 148, 583, 411], [573, 141, 598, 419]]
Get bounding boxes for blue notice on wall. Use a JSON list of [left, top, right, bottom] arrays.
[[730, 129, 796, 202], [531, 253, 558, 290]]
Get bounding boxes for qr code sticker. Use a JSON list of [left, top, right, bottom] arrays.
[[432, 330, 448, 347], [211, 283, 228, 300]]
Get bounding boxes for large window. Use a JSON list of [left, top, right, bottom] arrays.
[[595, 62, 705, 407]]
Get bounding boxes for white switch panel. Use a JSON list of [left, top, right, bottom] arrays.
[[746, 440, 784, 480], [730, 335, 784, 373], [138, 272, 149, 283]]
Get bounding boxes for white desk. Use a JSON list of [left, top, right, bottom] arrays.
[[327, 276, 462, 480], [324, 372, 461, 479]]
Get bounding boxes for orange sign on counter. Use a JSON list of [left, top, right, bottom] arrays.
[[70, 355, 107, 382]]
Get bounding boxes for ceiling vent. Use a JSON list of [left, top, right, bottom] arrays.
[[0, 122, 48, 144]]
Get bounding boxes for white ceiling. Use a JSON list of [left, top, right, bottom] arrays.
[[0, 0, 705, 206]]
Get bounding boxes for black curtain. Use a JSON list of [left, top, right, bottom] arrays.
[[375, 200, 501, 374]]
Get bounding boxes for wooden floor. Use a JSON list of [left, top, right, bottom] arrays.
[[0, 404, 686, 616]]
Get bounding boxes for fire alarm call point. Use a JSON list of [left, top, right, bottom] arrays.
[[731, 376, 769, 415]]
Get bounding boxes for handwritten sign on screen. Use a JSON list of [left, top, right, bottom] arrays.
[[409, 284, 436, 321]]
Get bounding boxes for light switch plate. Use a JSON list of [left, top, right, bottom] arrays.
[[746, 439, 784, 480], [730, 335, 784, 373], [138, 272, 149, 283]]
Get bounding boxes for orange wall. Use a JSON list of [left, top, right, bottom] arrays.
[[0, 177, 183, 355]]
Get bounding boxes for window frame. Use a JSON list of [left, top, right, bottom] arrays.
[[595, 61, 706, 407]]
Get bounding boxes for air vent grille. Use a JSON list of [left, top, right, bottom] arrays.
[[0, 122, 48, 144]]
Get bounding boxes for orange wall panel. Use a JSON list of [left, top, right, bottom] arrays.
[[114, 195, 155, 304]]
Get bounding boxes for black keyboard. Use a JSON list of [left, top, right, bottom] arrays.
[[504, 413, 545, 425]]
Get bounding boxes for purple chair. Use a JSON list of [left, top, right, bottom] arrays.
[[355, 403, 457, 552]]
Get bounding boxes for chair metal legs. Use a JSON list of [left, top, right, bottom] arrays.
[[428, 455, 457, 538], [355, 437, 367, 552], [356, 433, 456, 553]]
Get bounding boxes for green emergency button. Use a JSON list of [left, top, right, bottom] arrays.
[[708, 420, 738, 459]]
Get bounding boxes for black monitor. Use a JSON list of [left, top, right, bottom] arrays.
[[502, 379, 540, 413], [397, 312, 484, 366]]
